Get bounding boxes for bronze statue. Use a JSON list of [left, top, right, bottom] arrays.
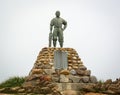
[[49, 11, 67, 47]]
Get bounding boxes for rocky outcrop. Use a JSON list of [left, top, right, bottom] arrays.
[[95, 78, 120, 94]]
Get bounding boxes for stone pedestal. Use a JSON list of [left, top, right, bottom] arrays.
[[23, 47, 97, 94]]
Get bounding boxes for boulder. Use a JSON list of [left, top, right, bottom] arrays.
[[44, 69, 54, 75], [43, 64, 52, 69], [72, 56, 77, 60], [104, 79, 112, 84], [84, 70, 91, 76], [0, 88, 5, 92], [26, 74, 42, 81], [70, 69, 77, 75], [82, 76, 90, 83], [22, 81, 33, 88], [40, 87, 51, 94], [43, 75, 52, 81], [32, 69, 43, 74], [76, 69, 85, 76], [72, 66, 78, 69], [52, 76, 60, 82], [60, 70, 69, 75], [78, 64, 87, 70], [63, 90, 77, 95], [60, 74, 69, 82], [69, 75, 81, 83], [90, 76, 97, 83], [11, 86, 20, 91], [103, 90, 115, 94], [18, 88, 25, 93]]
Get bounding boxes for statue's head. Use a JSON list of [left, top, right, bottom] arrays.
[[55, 11, 60, 17]]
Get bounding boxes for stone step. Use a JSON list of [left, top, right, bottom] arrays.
[[56, 83, 95, 91]]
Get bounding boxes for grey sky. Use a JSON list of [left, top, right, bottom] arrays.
[[0, 0, 120, 82]]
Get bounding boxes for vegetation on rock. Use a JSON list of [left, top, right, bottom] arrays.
[[0, 76, 25, 88]]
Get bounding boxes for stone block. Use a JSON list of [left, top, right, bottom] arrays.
[[76, 69, 85, 76], [22, 81, 33, 88], [84, 70, 91, 76], [82, 76, 90, 83], [44, 69, 54, 75], [105, 79, 112, 84], [60, 70, 70, 75], [43, 64, 51, 69], [18, 88, 25, 93], [52, 76, 60, 82], [56, 83, 95, 91], [69, 69, 77, 75], [78, 64, 87, 70], [11, 87, 20, 91], [72, 66, 78, 69], [56, 83, 72, 91], [40, 87, 51, 94], [26, 74, 42, 81], [90, 76, 97, 83], [32, 69, 43, 74], [73, 56, 77, 60], [63, 90, 77, 95], [60, 74, 69, 82], [69, 75, 81, 83]]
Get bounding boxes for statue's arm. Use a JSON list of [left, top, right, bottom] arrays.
[[50, 19, 54, 33], [50, 25, 53, 33], [63, 20, 67, 31]]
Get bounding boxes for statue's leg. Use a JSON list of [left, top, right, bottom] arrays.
[[59, 39, 63, 48], [53, 41, 56, 47], [58, 29, 63, 47], [53, 29, 57, 47]]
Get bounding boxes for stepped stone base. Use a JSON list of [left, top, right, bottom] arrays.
[[23, 47, 97, 94]]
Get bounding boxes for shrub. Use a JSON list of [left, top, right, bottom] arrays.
[[0, 76, 25, 88]]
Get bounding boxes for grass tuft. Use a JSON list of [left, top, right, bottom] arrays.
[[0, 76, 25, 88]]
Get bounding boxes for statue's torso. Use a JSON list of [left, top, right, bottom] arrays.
[[51, 17, 66, 28]]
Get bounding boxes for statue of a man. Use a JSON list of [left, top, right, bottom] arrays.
[[49, 11, 67, 47]]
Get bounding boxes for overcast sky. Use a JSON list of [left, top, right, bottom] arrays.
[[0, 0, 120, 82]]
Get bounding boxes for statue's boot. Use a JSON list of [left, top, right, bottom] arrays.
[[60, 42, 63, 48], [53, 41, 56, 47]]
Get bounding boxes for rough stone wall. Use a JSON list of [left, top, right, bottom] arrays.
[[23, 47, 97, 93]]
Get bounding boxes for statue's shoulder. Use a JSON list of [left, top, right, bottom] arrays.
[[60, 17, 67, 24], [51, 17, 56, 22]]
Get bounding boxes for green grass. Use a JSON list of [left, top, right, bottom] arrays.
[[0, 76, 25, 88], [98, 80, 104, 84]]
